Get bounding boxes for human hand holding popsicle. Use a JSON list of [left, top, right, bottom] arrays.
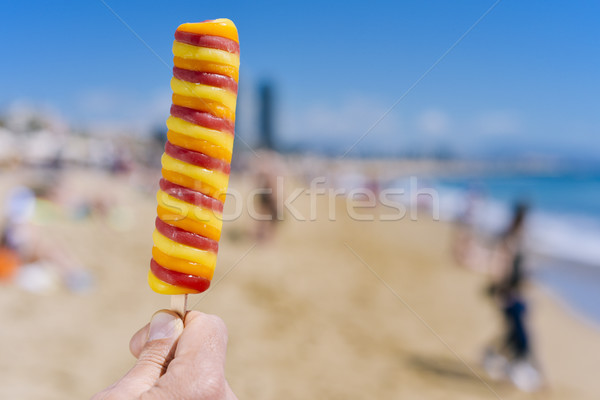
[[91, 311, 237, 400]]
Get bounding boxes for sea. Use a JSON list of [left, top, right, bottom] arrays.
[[430, 172, 600, 325]]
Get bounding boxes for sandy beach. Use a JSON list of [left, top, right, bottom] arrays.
[[0, 168, 599, 399]]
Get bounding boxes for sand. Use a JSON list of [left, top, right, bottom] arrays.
[[0, 168, 599, 399]]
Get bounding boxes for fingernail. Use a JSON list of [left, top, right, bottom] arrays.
[[148, 311, 183, 341]]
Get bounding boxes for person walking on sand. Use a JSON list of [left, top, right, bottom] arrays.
[[252, 151, 282, 242], [483, 202, 543, 392]]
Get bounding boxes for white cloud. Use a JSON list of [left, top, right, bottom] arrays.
[[281, 96, 401, 147], [473, 110, 521, 136], [416, 109, 450, 136], [4, 100, 70, 133], [74, 87, 170, 135]]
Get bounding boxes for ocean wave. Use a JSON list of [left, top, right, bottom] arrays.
[[436, 184, 600, 268]]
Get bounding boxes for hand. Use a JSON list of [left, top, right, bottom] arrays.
[[92, 310, 237, 400]]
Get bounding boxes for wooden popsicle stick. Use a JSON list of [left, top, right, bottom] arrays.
[[171, 294, 188, 318]]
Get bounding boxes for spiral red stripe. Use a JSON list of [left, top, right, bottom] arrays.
[[164, 141, 230, 174], [159, 178, 224, 212], [170, 104, 235, 134], [172, 67, 238, 94], [151, 258, 211, 292], [155, 217, 219, 252], [174, 31, 240, 54]]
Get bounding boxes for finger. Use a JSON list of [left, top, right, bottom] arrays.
[[177, 311, 228, 360], [129, 322, 150, 359], [142, 311, 231, 399], [118, 310, 184, 396]]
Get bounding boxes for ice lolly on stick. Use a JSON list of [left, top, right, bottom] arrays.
[[148, 19, 239, 312]]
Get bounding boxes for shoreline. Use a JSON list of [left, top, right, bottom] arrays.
[[532, 266, 600, 330], [533, 281, 600, 333]]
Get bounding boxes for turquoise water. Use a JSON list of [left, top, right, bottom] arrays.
[[439, 173, 600, 220]]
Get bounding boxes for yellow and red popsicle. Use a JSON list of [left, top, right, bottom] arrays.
[[149, 19, 239, 295]]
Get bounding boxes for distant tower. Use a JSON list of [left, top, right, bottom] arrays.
[[258, 81, 275, 150]]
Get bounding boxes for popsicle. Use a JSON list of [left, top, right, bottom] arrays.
[[148, 19, 239, 307]]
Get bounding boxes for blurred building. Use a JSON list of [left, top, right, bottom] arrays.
[[258, 81, 276, 150]]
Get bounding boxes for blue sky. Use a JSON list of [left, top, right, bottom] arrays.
[[1, 1, 599, 158]]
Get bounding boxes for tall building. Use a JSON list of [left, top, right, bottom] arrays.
[[258, 81, 275, 150]]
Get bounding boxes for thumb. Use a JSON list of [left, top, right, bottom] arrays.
[[118, 310, 184, 395]]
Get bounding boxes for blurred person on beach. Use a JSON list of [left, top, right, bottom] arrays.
[[252, 151, 282, 242], [92, 310, 237, 400], [483, 201, 543, 392], [0, 182, 92, 292], [451, 186, 490, 272]]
